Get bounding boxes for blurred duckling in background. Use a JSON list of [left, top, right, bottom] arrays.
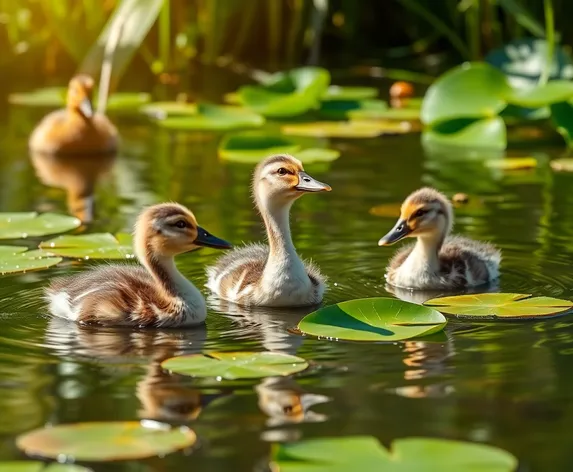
[[378, 187, 500, 290], [206, 154, 331, 307], [255, 377, 330, 427], [29, 74, 119, 155], [46, 203, 232, 327]]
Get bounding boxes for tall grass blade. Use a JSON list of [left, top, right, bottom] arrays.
[[497, 0, 546, 38]]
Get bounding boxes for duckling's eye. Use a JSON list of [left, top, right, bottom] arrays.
[[283, 405, 293, 414], [414, 209, 428, 218], [277, 167, 288, 176], [174, 220, 188, 229]]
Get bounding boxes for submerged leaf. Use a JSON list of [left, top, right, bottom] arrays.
[[39, 233, 134, 260], [271, 435, 517, 472], [156, 104, 264, 131], [297, 298, 446, 342], [282, 121, 410, 138], [17, 421, 195, 461], [0, 213, 81, 240], [162, 351, 308, 379], [424, 293, 573, 320]]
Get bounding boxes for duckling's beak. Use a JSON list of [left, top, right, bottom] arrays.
[[79, 98, 94, 118], [295, 172, 332, 193], [378, 219, 411, 246], [194, 227, 232, 250]]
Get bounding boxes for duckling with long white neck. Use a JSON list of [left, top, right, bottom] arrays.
[[378, 187, 500, 290], [206, 154, 331, 307], [46, 203, 232, 327]]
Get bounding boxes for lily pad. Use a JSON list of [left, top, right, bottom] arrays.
[[0, 213, 81, 240], [506, 81, 573, 108], [140, 101, 198, 118], [271, 436, 517, 472], [421, 63, 510, 126], [349, 107, 420, 121], [282, 121, 410, 138], [551, 101, 573, 147], [550, 158, 573, 172], [155, 104, 264, 131], [294, 148, 340, 163], [0, 462, 90, 472], [238, 67, 330, 117], [297, 298, 446, 342], [318, 99, 387, 120], [0, 246, 62, 275], [485, 157, 537, 170], [321, 86, 378, 101], [16, 421, 195, 461], [161, 351, 308, 380], [422, 117, 507, 150], [39, 233, 134, 260], [424, 293, 573, 320]]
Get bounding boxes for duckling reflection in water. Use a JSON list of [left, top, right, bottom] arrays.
[[45, 203, 232, 327], [29, 74, 118, 155], [207, 154, 331, 307], [256, 377, 330, 427], [379, 187, 500, 290], [30, 151, 115, 223]]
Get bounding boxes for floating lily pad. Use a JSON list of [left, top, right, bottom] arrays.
[[422, 117, 507, 150], [0, 462, 90, 472], [39, 233, 134, 260], [318, 99, 387, 120], [294, 148, 340, 163], [156, 104, 264, 131], [297, 298, 446, 342], [0, 246, 62, 275], [282, 121, 410, 138], [0, 213, 81, 240], [271, 436, 517, 472], [106, 93, 151, 111], [238, 67, 330, 117], [424, 293, 573, 320], [550, 158, 573, 172], [349, 107, 420, 121], [421, 63, 510, 126], [140, 101, 198, 118], [485, 157, 537, 170], [322, 86, 378, 101], [506, 81, 573, 108], [16, 421, 195, 461], [161, 352, 308, 380]]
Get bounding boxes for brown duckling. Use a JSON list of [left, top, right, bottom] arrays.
[[29, 74, 119, 155], [378, 187, 501, 290], [45, 203, 232, 327], [206, 154, 331, 307]]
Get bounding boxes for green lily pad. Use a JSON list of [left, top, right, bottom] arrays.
[[238, 67, 330, 117], [294, 148, 340, 163], [0, 462, 90, 472], [0, 212, 81, 240], [16, 421, 196, 461], [156, 104, 264, 131], [140, 101, 198, 118], [297, 298, 446, 342], [485, 157, 538, 171], [318, 99, 387, 120], [282, 121, 410, 138], [106, 93, 151, 111], [506, 81, 573, 108], [421, 63, 511, 125], [271, 436, 517, 472], [161, 351, 308, 380], [218, 132, 301, 162], [551, 101, 573, 147], [39, 233, 134, 260], [424, 293, 573, 320], [322, 86, 378, 101], [422, 117, 507, 150], [0, 246, 62, 275], [349, 107, 420, 121]]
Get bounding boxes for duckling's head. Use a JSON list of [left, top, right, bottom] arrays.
[[67, 74, 95, 118], [134, 203, 232, 260], [378, 187, 453, 246], [253, 154, 331, 206]]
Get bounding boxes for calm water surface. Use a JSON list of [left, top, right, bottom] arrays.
[[1, 91, 573, 471]]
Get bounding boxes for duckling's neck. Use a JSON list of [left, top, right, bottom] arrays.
[[406, 232, 445, 273]]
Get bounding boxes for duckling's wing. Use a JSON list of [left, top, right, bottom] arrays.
[[441, 236, 501, 286], [206, 243, 268, 298]]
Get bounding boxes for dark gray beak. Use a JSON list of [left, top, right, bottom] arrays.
[[79, 97, 94, 118], [378, 219, 411, 246], [295, 172, 332, 193], [195, 226, 232, 249]]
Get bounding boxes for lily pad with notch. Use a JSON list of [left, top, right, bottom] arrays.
[[424, 293, 573, 320], [0, 212, 81, 240], [0, 462, 90, 472], [39, 233, 134, 260], [16, 421, 195, 461], [297, 297, 447, 342], [271, 435, 518, 472], [0, 246, 62, 275], [161, 352, 308, 380]]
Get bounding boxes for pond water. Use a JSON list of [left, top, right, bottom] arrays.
[[1, 82, 573, 471]]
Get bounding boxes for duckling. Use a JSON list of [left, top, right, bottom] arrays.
[[206, 154, 331, 307], [378, 187, 500, 290], [45, 203, 232, 327], [29, 74, 118, 155]]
